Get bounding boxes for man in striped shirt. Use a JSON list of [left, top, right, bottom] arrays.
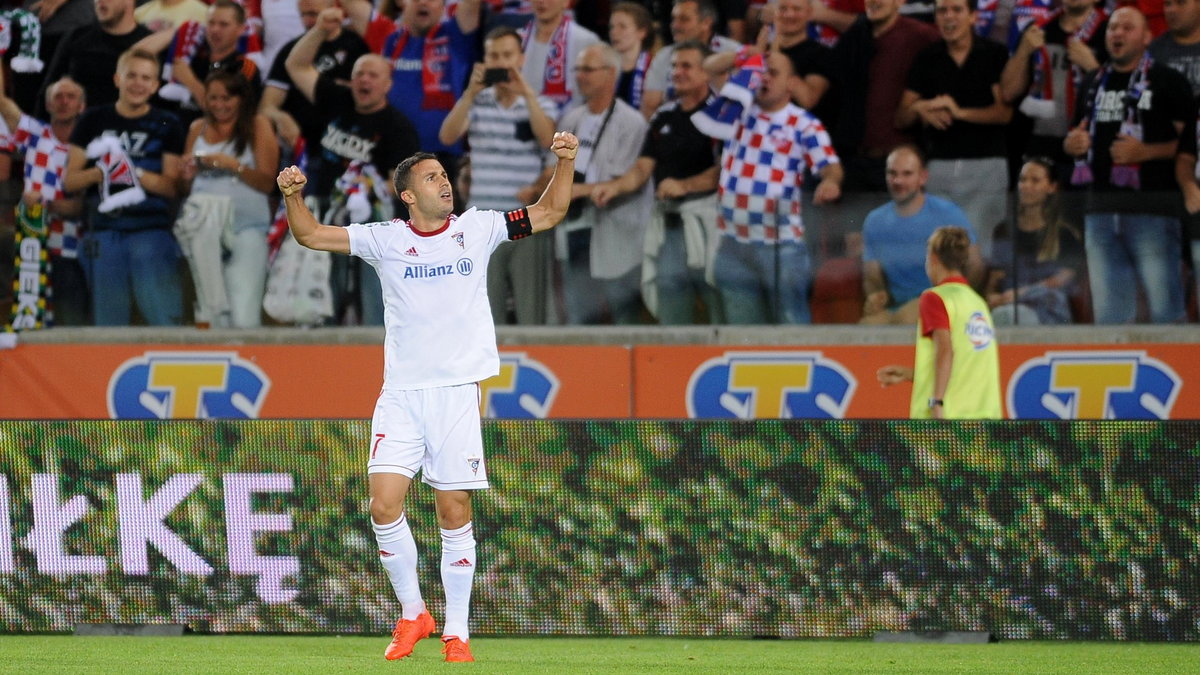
[[439, 25, 557, 324]]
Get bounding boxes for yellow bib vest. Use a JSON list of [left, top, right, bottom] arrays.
[[910, 282, 1003, 419]]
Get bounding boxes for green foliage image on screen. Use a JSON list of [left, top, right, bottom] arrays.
[[1, 420, 1197, 639]]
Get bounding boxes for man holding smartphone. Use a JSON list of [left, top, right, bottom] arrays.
[[439, 26, 558, 325]]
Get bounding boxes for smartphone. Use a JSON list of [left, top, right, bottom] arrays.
[[483, 68, 510, 86]]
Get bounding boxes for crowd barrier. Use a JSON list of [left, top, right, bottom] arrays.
[[0, 326, 1196, 419], [2, 419, 1196, 639]]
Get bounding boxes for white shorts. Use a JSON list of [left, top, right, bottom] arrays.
[[367, 383, 490, 490]]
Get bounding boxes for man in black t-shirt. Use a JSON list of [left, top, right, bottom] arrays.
[[37, 0, 152, 118], [899, 0, 1012, 258], [260, 0, 369, 155], [1064, 7, 1193, 324], [591, 41, 723, 324], [288, 8, 420, 326], [64, 47, 186, 326]]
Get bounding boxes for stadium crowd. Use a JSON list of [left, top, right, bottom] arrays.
[[1, 0, 1198, 327]]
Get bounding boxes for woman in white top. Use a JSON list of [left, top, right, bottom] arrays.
[[180, 71, 279, 327]]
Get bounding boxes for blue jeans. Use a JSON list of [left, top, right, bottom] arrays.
[[1084, 213, 1185, 324], [84, 228, 183, 326], [653, 224, 722, 324], [561, 228, 604, 325], [713, 237, 811, 324]]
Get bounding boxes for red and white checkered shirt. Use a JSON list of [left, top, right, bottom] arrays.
[[716, 102, 838, 244]]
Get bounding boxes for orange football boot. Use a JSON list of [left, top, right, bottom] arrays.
[[441, 637, 475, 662], [384, 610, 435, 660]]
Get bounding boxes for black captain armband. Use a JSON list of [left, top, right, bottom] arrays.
[[504, 207, 533, 240]]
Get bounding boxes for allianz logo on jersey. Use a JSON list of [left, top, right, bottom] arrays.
[[687, 351, 857, 419], [402, 258, 474, 279], [108, 352, 271, 419], [1007, 350, 1181, 419], [479, 353, 559, 419]]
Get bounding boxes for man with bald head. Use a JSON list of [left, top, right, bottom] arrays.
[[288, 11, 420, 325], [1064, 7, 1192, 324]]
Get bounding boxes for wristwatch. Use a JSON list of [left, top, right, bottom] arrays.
[[928, 398, 944, 409]]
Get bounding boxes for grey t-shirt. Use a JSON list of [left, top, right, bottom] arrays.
[[1150, 36, 1200, 97]]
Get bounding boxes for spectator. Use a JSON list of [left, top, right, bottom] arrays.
[[830, 0, 939, 192], [287, 11, 420, 325], [438, 26, 557, 324], [65, 48, 186, 326], [704, 51, 843, 324], [134, 0, 209, 33], [551, 43, 653, 324], [38, 0, 152, 118], [381, 0, 481, 204], [1064, 7, 1191, 324], [861, 144, 980, 324], [257, 0, 307, 73], [641, 0, 741, 119], [176, 71, 279, 328], [260, 0, 369, 152], [705, 0, 834, 117], [520, 0, 602, 116], [610, 2, 658, 110], [810, 0, 866, 46], [1000, 0, 1108, 180], [899, 0, 1012, 258], [592, 40, 723, 324], [1150, 0, 1200, 95], [1176, 99, 1200, 312], [135, 0, 264, 126], [13, 0, 95, 113], [986, 157, 1085, 325], [0, 72, 90, 325]]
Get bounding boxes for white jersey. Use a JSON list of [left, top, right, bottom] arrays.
[[347, 208, 509, 390]]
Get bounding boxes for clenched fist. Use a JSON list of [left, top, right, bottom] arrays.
[[277, 165, 307, 197], [551, 131, 579, 161]]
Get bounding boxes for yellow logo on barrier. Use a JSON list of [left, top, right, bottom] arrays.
[[107, 352, 271, 419], [1007, 351, 1180, 419]]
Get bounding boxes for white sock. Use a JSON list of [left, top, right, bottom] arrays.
[[440, 522, 476, 641], [373, 515, 426, 621]]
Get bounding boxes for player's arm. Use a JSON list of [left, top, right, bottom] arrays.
[[524, 131, 579, 234], [277, 165, 350, 253]]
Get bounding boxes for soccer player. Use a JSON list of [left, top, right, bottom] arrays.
[[276, 132, 579, 662], [876, 226, 1003, 419]]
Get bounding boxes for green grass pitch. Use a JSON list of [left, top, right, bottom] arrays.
[[1, 636, 1198, 673]]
